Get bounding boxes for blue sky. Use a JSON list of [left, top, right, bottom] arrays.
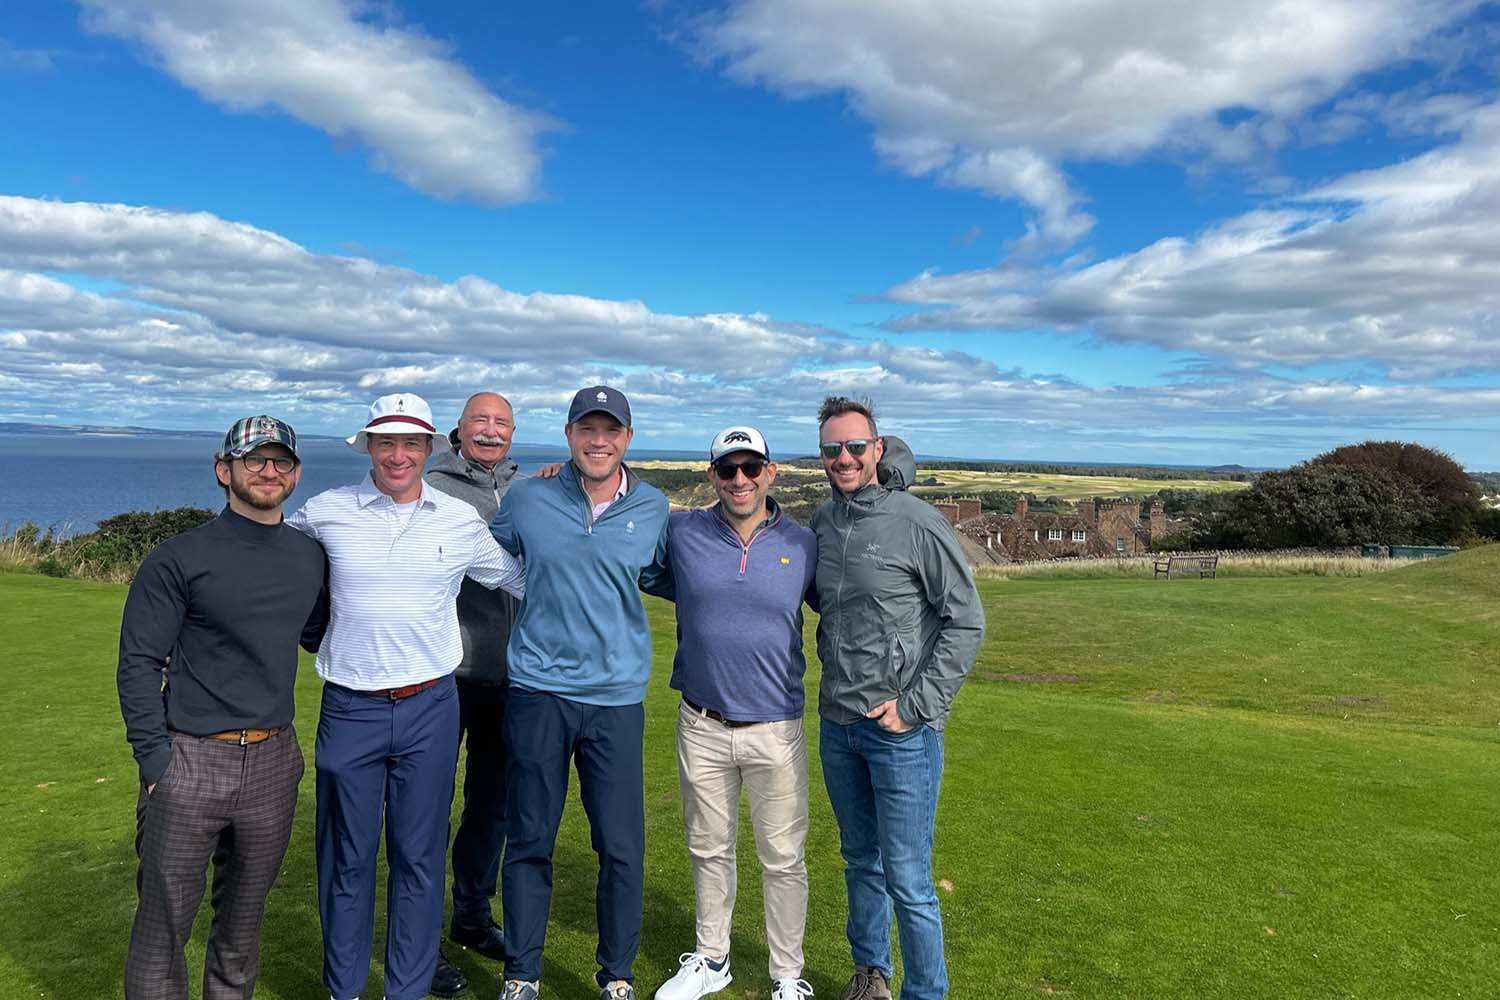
[[2, 0, 1498, 468]]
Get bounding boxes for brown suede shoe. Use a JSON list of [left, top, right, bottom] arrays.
[[836, 965, 891, 1000]]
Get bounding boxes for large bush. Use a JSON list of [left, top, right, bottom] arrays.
[[1310, 441, 1480, 543], [15, 506, 215, 582], [1208, 464, 1422, 549]]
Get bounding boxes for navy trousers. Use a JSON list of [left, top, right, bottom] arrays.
[[450, 680, 509, 928], [315, 676, 460, 1000], [502, 688, 645, 988]]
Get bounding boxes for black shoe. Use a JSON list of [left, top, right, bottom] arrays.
[[430, 950, 470, 998], [449, 917, 507, 961]]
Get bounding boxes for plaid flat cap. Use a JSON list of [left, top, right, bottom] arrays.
[[218, 415, 298, 459]]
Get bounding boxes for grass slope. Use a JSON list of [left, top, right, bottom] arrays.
[[1, 548, 1497, 998]]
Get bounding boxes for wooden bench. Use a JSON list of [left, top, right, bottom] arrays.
[[1153, 554, 1218, 580]]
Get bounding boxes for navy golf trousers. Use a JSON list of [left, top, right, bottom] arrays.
[[502, 687, 645, 988]]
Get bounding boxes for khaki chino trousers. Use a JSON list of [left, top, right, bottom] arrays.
[[676, 700, 809, 981]]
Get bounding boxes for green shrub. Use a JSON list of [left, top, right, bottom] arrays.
[[35, 556, 70, 578], [2, 507, 214, 582]]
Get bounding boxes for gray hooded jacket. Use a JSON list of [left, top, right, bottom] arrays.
[[424, 437, 521, 685], [810, 435, 985, 729]]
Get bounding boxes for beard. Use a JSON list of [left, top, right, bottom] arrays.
[[230, 475, 294, 511]]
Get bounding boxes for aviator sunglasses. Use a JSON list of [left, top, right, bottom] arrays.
[[819, 439, 872, 460], [713, 459, 766, 480]]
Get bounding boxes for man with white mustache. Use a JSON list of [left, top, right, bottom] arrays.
[[423, 392, 523, 996]]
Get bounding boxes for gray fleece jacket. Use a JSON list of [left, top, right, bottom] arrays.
[[424, 437, 521, 685], [811, 435, 986, 729]]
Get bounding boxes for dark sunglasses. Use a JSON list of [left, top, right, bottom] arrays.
[[713, 459, 766, 480], [820, 439, 872, 460], [238, 454, 298, 473]]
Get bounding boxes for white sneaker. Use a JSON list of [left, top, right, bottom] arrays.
[[772, 979, 814, 1000], [654, 952, 732, 1000]]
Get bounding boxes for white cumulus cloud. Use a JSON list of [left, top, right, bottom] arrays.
[[80, 0, 554, 204], [885, 102, 1500, 379], [0, 194, 1496, 465], [700, 0, 1480, 245]]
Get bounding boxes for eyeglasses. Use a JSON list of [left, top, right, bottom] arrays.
[[820, 439, 872, 460], [713, 459, 765, 480], [238, 454, 298, 474]]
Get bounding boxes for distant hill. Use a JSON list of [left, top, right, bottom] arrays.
[[0, 421, 222, 439]]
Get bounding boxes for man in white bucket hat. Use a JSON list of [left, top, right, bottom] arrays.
[[288, 392, 526, 1000]]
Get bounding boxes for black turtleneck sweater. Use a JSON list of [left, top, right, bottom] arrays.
[[117, 506, 329, 785]]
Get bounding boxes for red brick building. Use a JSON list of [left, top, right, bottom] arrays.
[[943, 495, 1166, 561]]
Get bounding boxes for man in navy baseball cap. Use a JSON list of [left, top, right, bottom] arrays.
[[490, 383, 670, 1000], [566, 385, 632, 427]]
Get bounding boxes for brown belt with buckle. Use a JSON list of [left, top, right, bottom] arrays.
[[207, 727, 284, 746], [368, 677, 442, 701], [683, 696, 763, 728]]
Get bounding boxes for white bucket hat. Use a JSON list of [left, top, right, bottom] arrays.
[[346, 392, 451, 454]]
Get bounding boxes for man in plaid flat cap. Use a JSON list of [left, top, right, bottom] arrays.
[[119, 415, 330, 1000]]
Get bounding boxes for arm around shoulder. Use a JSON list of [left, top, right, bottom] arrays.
[[468, 512, 526, 598], [284, 500, 317, 539], [638, 515, 675, 601], [489, 485, 523, 556]]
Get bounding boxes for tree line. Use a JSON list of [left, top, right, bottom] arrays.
[[1186, 442, 1496, 548]]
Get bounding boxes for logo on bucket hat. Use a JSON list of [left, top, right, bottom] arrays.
[[346, 393, 451, 455]]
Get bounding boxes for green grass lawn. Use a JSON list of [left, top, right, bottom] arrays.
[[1, 548, 1497, 999]]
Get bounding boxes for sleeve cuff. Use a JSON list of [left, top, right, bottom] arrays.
[[139, 745, 171, 787]]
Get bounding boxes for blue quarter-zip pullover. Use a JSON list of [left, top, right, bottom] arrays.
[[490, 462, 669, 705], [662, 498, 818, 721]]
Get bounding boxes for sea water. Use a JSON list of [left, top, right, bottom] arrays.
[[0, 433, 581, 535]]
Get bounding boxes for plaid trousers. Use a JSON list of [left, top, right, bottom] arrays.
[[124, 726, 303, 1000]]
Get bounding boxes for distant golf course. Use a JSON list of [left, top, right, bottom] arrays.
[[629, 460, 1249, 503], [1, 547, 1496, 998]]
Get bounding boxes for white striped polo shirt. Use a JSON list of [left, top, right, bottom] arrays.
[[288, 474, 526, 690]]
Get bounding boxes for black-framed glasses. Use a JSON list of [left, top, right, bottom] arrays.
[[820, 439, 872, 460], [239, 454, 298, 474], [713, 459, 766, 480]]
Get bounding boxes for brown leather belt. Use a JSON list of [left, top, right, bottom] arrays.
[[207, 727, 284, 746], [368, 677, 442, 701], [683, 696, 764, 728]]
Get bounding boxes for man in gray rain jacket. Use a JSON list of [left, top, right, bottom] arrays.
[[424, 391, 522, 996], [809, 397, 986, 1000]]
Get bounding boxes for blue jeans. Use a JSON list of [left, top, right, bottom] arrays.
[[820, 718, 946, 1000]]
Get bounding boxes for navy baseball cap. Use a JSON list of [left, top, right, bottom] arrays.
[[567, 385, 632, 427]]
